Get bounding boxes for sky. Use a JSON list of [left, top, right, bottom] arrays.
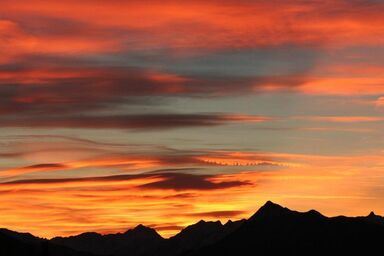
[[0, 0, 383, 238]]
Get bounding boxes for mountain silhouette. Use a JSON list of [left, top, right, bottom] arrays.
[[52, 224, 163, 256], [187, 201, 384, 256], [2, 201, 384, 256], [150, 219, 245, 256], [52, 219, 245, 256], [0, 228, 93, 256], [358, 211, 384, 226]]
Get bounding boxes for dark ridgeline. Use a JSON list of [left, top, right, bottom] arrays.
[[145, 219, 245, 256], [0, 228, 93, 256], [1, 201, 384, 256], [51, 224, 163, 256], [186, 201, 384, 256], [51, 219, 245, 256]]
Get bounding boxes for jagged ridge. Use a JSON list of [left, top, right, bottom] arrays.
[[1, 201, 384, 256]]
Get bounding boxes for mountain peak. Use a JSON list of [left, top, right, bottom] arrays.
[[258, 201, 286, 213], [251, 201, 326, 221], [180, 220, 223, 232], [306, 209, 324, 218], [132, 224, 150, 231], [172, 220, 225, 241], [264, 200, 280, 207], [249, 201, 292, 221], [363, 211, 384, 225], [124, 224, 162, 239]]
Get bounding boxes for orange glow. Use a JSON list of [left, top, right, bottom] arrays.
[[0, 154, 381, 238], [0, 170, 256, 238], [1, 149, 382, 238]]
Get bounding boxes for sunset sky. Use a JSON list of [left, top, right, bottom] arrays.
[[0, 0, 383, 238]]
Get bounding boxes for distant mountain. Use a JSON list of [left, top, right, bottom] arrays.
[[0, 228, 92, 256], [52, 220, 245, 256], [52, 224, 163, 256], [187, 201, 384, 255], [357, 211, 384, 226], [151, 219, 245, 256], [3, 201, 384, 256]]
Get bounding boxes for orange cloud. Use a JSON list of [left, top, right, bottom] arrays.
[[297, 116, 384, 123], [376, 96, 384, 107], [1, 0, 384, 60], [298, 78, 384, 95]]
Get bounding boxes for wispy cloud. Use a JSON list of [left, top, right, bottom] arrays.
[[0, 113, 271, 130], [296, 116, 384, 123]]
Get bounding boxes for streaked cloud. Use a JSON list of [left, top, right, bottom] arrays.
[[0, 113, 271, 130], [2, 172, 251, 191], [296, 116, 384, 123], [139, 173, 251, 191], [186, 210, 246, 218]]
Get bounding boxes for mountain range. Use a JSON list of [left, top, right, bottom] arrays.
[[1, 201, 384, 256]]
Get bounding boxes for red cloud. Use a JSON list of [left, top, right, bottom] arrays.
[[2, 0, 384, 54]]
